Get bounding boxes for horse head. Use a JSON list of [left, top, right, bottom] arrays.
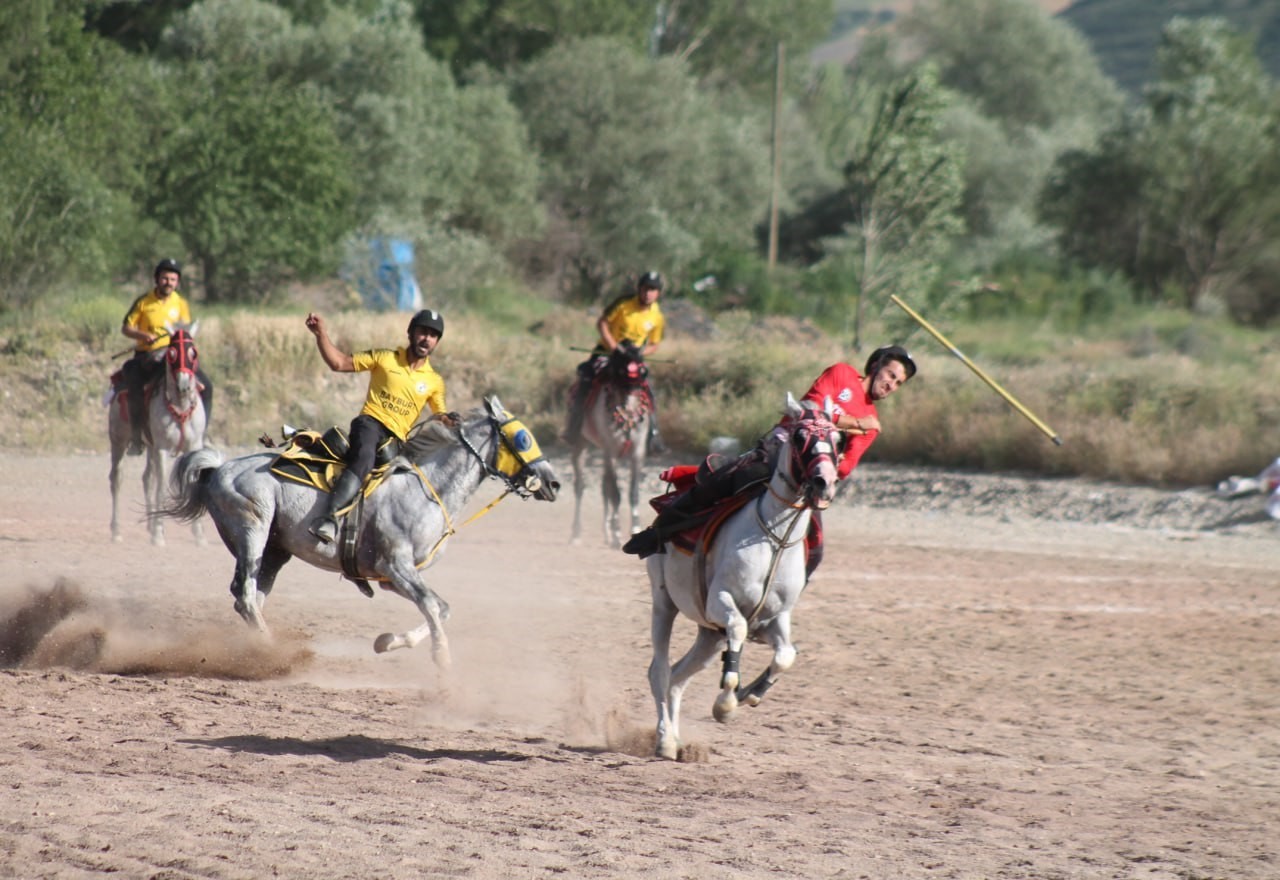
[[779, 393, 842, 510], [604, 341, 649, 388], [481, 396, 560, 501], [162, 322, 201, 403]]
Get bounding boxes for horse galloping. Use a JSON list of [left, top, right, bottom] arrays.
[[645, 396, 842, 760], [108, 323, 207, 545], [570, 344, 654, 547], [162, 397, 558, 669]]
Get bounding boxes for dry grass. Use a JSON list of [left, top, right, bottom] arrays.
[[1, 297, 1276, 488]]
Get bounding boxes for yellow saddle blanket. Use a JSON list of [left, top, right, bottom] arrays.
[[268, 428, 395, 513]]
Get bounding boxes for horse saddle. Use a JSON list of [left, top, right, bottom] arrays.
[[649, 460, 824, 577], [267, 426, 399, 506]]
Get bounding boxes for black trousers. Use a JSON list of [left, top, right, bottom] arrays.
[[346, 414, 395, 484]]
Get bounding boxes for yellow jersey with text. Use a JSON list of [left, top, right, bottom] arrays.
[[597, 295, 664, 351], [123, 289, 192, 352], [351, 347, 446, 440]]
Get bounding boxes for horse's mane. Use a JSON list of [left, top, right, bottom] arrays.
[[400, 407, 485, 462]]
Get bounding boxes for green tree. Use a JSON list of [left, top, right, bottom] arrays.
[[157, 0, 542, 293], [653, 0, 830, 95], [899, 0, 1122, 132], [148, 68, 356, 302], [0, 1, 144, 305], [509, 36, 771, 300], [415, 0, 648, 76], [1040, 17, 1280, 318], [818, 66, 966, 347], [1136, 17, 1277, 311]]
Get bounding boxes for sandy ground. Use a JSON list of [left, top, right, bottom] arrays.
[[1, 450, 1278, 879]]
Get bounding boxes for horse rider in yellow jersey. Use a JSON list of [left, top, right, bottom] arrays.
[[305, 308, 456, 545], [119, 258, 215, 454], [563, 270, 667, 450]]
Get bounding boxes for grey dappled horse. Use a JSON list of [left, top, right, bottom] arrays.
[[570, 346, 654, 547], [107, 324, 207, 546], [646, 396, 842, 760], [162, 397, 558, 669]]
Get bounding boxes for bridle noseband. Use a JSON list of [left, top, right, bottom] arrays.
[[457, 413, 546, 498]]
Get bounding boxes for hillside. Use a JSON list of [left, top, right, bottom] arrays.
[[820, 1, 1280, 98], [1060, 0, 1280, 96]]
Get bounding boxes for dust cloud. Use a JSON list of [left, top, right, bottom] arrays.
[[0, 578, 313, 678]]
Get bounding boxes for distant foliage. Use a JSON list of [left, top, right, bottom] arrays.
[[509, 37, 771, 302], [1040, 17, 1280, 321]]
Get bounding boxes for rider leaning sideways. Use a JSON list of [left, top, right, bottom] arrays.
[[623, 344, 917, 558], [563, 270, 666, 447], [305, 309, 454, 545], [119, 258, 214, 454]]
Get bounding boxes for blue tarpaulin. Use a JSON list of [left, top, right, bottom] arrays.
[[349, 237, 422, 312]]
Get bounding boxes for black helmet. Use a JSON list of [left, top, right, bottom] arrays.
[[637, 271, 663, 291], [154, 258, 182, 280], [408, 308, 445, 337], [865, 344, 917, 381]]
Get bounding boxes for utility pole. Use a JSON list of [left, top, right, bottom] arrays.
[[767, 42, 785, 271], [649, 3, 666, 58]]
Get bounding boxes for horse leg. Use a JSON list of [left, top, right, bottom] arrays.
[[627, 446, 644, 536], [735, 612, 796, 708], [601, 453, 622, 547], [648, 568, 680, 759], [223, 528, 275, 633], [371, 561, 451, 669], [254, 543, 292, 606], [109, 439, 125, 543], [570, 446, 586, 545], [708, 589, 750, 723], [143, 446, 166, 546], [661, 625, 724, 759]]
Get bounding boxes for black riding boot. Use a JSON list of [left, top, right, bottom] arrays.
[[126, 378, 146, 456], [622, 490, 705, 558], [310, 469, 363, 545]]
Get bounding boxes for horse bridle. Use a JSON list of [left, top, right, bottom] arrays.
[[162, 329, 200, 426], [457, 412, 546, 498], [768, 412, 842, 510]]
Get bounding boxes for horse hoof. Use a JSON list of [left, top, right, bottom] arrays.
[[111, 534, 123, 544], [374, 632, 396, 653], [713, 691, 738, 723], [656, 738, 680, 760]]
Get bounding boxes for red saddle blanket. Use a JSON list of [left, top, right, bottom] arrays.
[[650, 465, 824, 576]]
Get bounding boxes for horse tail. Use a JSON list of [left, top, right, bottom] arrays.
[[163, 447, 223, 522]]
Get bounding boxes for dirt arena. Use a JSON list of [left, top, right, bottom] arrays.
[[2, 451, 1277, 879]]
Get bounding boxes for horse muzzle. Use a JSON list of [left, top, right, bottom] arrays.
[[519, 460, 560, 501]]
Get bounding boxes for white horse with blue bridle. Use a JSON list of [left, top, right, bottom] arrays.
[[645, 396, 842, 759], [162, 397, 558, 669]]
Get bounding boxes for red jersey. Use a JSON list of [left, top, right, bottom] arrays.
[[799, 362, 878, 480]]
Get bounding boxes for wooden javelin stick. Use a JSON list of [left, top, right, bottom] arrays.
[[890, 294, 1063, 446]]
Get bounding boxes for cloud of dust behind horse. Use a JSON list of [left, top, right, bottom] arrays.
[[0, 578, 312, 678]]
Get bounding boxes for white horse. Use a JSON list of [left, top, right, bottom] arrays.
[[570, 345, 654, 546], [162, 397, 558, 669], [107, 323, 207, 545], [645, 397, 842, 760]]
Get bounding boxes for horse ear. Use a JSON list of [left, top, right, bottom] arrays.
[[189, 319, 199, 337], [785, 392, 803, 419], [485, 395, 505, 418], [822, 395, 835, 419]]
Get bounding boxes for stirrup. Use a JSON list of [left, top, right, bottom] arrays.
[[310, 516, 338, 545]]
